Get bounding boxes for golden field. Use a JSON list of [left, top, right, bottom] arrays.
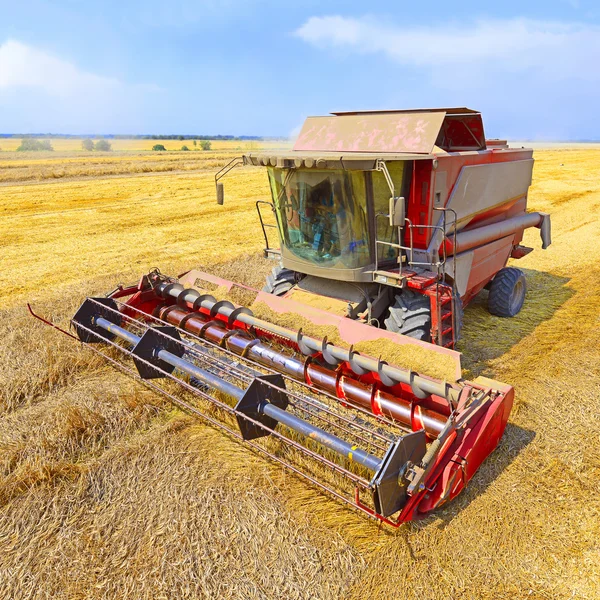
[[0, 139, 284, 184], [0, 137, 273, 153], [0, 146, 599, 599]]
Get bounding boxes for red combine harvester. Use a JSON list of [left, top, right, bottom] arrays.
[[31, 108, 550, 526]]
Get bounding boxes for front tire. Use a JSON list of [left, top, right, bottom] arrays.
[[488, 267, 526, 317], [384, 290, 432, 342], [262, 266, 300, 297], [384, 288, 463, 344]]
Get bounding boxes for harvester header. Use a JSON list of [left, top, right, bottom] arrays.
[[32, 267, 514, 526]]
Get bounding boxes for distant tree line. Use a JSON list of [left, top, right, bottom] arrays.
[[153, 140, 211, 151], [16, 139, 54, 151], [82, 139, 112, 151], [140, 135, 261, 141], [0, 133, 282, 141]]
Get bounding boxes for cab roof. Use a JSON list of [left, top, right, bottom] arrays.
[[292, 108, 486, 155], [330, 107, 480, 116]]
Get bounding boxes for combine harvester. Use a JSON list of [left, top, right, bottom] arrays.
[[31, 108, 550, 526]]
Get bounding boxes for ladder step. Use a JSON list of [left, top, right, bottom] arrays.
[[441, 326, 454, 336], [441, 311, 453, 320]]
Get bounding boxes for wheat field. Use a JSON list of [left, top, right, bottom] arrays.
[[0, 140, 284, 184], [0, 138, 273, 152], [0, 145, 599, 599]]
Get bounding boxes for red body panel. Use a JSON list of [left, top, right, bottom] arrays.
[[412, 383, 514, 516], [406, 160, 433, 247], [408, 148, 533, 250], [463, 236, 515, 304], [400, 147, 537, 346]]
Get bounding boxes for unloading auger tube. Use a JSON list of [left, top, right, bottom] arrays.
[[154, 281, 460, 405]]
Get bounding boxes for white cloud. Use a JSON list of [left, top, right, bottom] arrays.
[[0, 40, 120, 97], [294, 16, 600, 82], [0, 40, 161, 132]]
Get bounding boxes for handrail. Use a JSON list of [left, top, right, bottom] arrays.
[[256, 200, 280, 258]]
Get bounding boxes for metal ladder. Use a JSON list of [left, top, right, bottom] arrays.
[[374, 208, 459, 347]]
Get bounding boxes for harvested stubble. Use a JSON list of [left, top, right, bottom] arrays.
[[0, 149, 599, 599]]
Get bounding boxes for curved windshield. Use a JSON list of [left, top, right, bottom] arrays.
[[267, 168, 370, 269]]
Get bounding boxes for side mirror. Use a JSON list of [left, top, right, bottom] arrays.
[[216, 183, 224, 205], [389, 196, 405, 227]]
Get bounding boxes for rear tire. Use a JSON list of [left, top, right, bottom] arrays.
[[488, 267, 526, 317], [262, 265, 300, 297], [384, 290, 432, 342]]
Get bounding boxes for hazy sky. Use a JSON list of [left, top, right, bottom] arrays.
[[1, 0, 599, 139]]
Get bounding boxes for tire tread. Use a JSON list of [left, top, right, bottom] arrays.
[[384, 290, 432, 342], [488, 267, 526, 317], [262, 266, 299, 296]]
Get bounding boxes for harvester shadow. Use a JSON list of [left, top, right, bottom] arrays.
[[457, 268, 573, 378], [415, 422, 536, 536]]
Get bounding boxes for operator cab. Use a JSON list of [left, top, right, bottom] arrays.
[[267, 163, 409, 281]]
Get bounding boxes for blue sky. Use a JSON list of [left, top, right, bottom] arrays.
[[1, 0, 599, 139]]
